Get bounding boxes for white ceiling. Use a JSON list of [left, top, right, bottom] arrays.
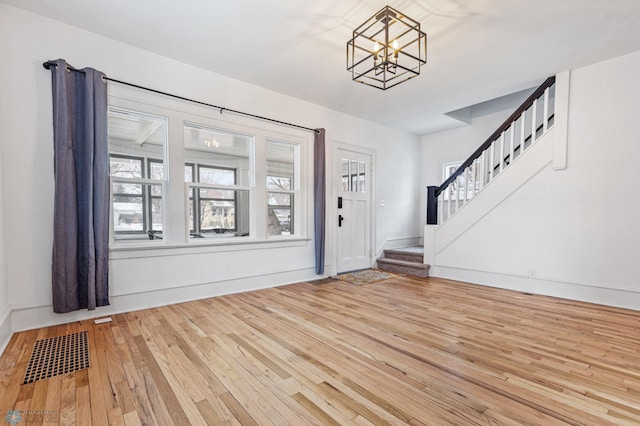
[[5, 0, 640, 135]]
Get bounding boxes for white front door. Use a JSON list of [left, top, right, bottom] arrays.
[[336, 148, 373, 273]]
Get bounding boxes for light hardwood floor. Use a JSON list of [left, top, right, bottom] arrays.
[[1, 276, 640, 425]]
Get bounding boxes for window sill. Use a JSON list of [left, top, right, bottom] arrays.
[[109, 236, 311, 259]]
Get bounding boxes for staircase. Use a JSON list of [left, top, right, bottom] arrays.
[[427, 76, 556, 226], [377, 246, 430, 278]]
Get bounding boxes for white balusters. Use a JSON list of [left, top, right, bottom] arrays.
[[499, 132, 505, 175], [543, 87, 550, 133], [531, 100, 538, 144], [456, 174, 462, 210], [434, 79, 556, 225], [445, 187, 449, 221], [465, 167, 471, 203], [480, 150, 486, 188], [489, 141, 496, 182], [509, 124, 515, 166], [470, 160, 476, 199], [520, 110, 526, 153]]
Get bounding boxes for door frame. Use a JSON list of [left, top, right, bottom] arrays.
[[331, 142, 377, 276]]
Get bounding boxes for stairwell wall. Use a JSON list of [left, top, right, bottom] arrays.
[[422, 49, 640, 310]]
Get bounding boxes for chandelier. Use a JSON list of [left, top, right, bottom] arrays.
[[347, 6, 427, 90]]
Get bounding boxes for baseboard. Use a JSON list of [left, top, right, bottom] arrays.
[[11, 267, 320, 333], [0, 309, 12, 357], [433, 266, 640, 311]]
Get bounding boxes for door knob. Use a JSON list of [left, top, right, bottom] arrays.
[[338, 215, 344, 227]]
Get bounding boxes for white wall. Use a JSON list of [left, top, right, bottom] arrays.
[[0, 4, 421, 333], [0, 94, 10, 353], [422, 49, 640, 310]]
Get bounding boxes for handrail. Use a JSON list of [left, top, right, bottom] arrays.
[[426, 76, 556, 225], [435, 76, 555, 198]]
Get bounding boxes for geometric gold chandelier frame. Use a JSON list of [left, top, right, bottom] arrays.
[[347, 5, 427, 90]]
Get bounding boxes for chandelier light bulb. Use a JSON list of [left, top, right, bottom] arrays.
[[347, 5, 427, 90]]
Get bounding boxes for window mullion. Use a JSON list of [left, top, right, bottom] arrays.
[[251, 135, 265, 240], [193, 185, 201, 234], [166, 116, 186, 243]]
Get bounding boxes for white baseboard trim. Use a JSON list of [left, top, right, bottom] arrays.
[[11, 267, 320, 333], [0, 309, 12, 357], [433, 266, 640, 311]]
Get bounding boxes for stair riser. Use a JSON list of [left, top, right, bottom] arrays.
[[384, 252, 423, 263], [378, 262, 429, 278]]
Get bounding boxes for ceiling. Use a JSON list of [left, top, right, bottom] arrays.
[[4, 0, 640, 135]]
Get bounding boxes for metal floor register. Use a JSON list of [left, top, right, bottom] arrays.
[[23, 331, 90, 384]]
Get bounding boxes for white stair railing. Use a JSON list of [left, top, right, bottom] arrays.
[[427, 77, 556, 225]]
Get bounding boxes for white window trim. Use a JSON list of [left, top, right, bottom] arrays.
[[107, 83, 311, 252]]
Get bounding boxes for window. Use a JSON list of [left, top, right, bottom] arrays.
[[184, 123, 252, 239], [341, 159, 367, 192], [186, 164, 238, 235], [107, 91, 308, 247], [108, 108, 166, 241], [266, 140, 297, 236], [442, 161, 480, 201]]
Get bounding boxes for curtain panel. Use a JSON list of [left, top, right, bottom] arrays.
[[313, 128, 326, 275], [48, 59, 110, 313]]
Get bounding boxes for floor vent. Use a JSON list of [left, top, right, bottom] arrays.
[[23, 331, 90, 384]]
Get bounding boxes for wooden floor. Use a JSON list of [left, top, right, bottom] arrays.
[[2, 276, 640, 425]]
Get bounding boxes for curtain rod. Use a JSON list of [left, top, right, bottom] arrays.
[[42, 61, 318, 133]]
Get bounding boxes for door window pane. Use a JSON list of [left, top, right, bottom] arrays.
[[341, 158, 368, 193], [359, 161, 367, 193], [341, 159, 350, 191]]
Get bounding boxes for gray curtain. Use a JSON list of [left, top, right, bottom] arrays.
[[48, 59, 109, 313], [313, 129, 326, 274]]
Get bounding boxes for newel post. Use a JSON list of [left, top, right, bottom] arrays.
[[426, 186, 438, 225]]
